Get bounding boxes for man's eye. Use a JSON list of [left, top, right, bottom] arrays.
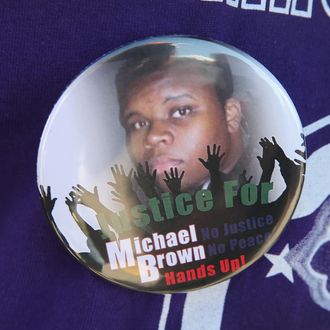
[[172, 107, 192, 118], [132, 120, 149, 130]]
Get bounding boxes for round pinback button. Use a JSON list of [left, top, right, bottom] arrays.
[[38, 36, 306, 293]]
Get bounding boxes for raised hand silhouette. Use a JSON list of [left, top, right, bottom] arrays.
[[134, 161, 158, 198], [256, 136, 305, 208], [257, 137, 276, 171], [163, 167, 184, 196], [39, 186, 71, 246], [71, 184, 103, 213], [65, 189, 111, 271], [108, 164, 134, 204], [263, 136, 304, 184], [271, 136, 287, 162], [294, 133, 306, 165], [65, 190, 95, 237], [299, 132, 306, 147], [65, 191, 79, 212], [198, 144, 226, 196], [257, 137, 280, 184], [239, 169, 253, 186], [66, 185, 121, 240], [199, 144, 225, 174], [40, 185, 57, 214]]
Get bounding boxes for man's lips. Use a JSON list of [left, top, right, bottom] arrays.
[[148, 156, 183, 173]]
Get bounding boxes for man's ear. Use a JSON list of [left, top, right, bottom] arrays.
[[224, 98, 241, 134]]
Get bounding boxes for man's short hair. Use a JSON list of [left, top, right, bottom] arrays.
[[113, 43, 234, 119]]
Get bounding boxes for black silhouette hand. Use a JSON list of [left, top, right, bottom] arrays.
[[40, 185, 57, 214], [134, 161, 157, 198], [199, 144, 225, 174], [257, 137, 276, 172], [272, 137, 287, 161], [108, 164, 134, 203], [163, 167, 184, 196], [294, 133, 306, 166], [239, 170, 253, 186], [299, 133, 306, 147]]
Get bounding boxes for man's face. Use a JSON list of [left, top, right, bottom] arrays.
[[122, 66, 238, 192]]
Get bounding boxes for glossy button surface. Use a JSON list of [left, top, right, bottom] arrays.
[[38, 36, 305, 293]]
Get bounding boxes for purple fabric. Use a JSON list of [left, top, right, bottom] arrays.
[[1, 1, 329, 329]]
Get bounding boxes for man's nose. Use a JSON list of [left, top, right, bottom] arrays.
[[144, 120, 174, 148]]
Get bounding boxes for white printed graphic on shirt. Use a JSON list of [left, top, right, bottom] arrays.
[[201, 0, 330, 18]]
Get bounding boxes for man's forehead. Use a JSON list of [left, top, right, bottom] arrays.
[[126, 75, 216, 108], [132, 64, 218, 92], [119, 59, 222, 120]]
